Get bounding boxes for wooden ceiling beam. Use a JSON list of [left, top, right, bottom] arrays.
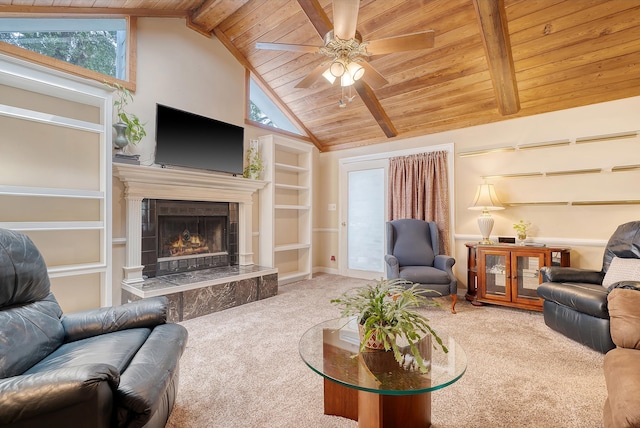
[[472, 0, 520, 115], [189, 0, 249, 34]]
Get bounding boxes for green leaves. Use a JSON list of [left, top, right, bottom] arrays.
[[105, 81, 147, 145], [331, 278, 448, 373]]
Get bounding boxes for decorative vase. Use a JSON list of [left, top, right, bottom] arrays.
[[113, 122, 129, 151], [358, 324, 386, 350], [516, 233, 527, 245]]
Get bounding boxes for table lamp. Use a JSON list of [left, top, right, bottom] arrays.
[[469, 183, 504, 244]]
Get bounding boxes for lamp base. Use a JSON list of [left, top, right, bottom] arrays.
[[477, 212, 495, 245], [478, 238, 495, 245]]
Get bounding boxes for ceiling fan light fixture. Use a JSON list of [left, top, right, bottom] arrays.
[[329, 59, 346, 78], [347, 61, 364, 81], [340, 72, 355, 87], [322, 68, 337, 84]]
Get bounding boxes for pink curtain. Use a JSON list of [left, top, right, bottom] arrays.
[[388, 151, 451, 254]]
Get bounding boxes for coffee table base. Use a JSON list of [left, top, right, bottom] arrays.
[[324, 379, 431, 428]]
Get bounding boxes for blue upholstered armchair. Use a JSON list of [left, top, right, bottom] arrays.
[[385, 219, 458, 313]]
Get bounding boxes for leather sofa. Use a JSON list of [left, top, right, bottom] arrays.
[[604, 284, 640, 428], [0, 228, 188, 428], [537, 221, 640, 353]]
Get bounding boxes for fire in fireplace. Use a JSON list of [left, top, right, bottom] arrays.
[[159, 216, 224, 259], [141, 199, 239, 278]]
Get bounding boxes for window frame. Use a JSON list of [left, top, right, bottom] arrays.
[[244, 70, 310, 141], [0, 15, 137, 91]]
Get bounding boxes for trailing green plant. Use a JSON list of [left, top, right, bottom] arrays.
[[105, 81, 147, 145], [513, 219, 531, 237], [331, 278, 448, 373], [242, 146, 264, 179]]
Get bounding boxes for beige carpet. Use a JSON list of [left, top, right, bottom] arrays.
[[166, 274, 606, 428]]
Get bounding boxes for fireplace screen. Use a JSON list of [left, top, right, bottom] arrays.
[[141, 199, 239, 278], [158, 215, 225, 260]]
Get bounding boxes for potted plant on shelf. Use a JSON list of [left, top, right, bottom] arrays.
[[105, 81, 147, 151], [242, 143, 264, 179], [331, 278, 448, 373], [513, 219, 532, 244]]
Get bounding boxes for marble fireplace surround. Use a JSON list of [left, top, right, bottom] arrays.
[[113, 164, 278, 320]]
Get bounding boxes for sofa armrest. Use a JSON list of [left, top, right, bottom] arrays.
[[115, 323, 188, 427], [0, 364, 119, 425], [62, 296, 169, 343], [540, 266, 604, 284]]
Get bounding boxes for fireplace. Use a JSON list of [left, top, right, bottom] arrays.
[[142, 199, 239, 278]]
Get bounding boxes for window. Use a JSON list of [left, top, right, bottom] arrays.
[[248, 76, 302, 135], [0, 17, 135, 86]]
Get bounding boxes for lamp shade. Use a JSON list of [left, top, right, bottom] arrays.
[[468, 183, 504, 211]]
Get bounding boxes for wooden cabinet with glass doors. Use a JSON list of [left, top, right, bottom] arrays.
[[468, 244, 570, 311]]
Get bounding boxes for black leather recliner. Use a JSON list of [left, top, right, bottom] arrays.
[[0, 228, 188, 427], [537, 221, 640, 353]]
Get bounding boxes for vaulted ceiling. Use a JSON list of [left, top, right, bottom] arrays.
[[2, 0, 640, 152]]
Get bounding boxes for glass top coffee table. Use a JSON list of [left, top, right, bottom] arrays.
[[299, 318, 467, 428]]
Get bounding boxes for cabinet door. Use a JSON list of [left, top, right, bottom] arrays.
[[511, 252, 545, 308], [478, 249, 511, 303]]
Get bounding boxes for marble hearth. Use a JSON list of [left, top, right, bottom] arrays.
[[122, 265, 278, 322], [113, 164, 277, 319]]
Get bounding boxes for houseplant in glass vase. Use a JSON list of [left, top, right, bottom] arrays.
[[513, 219, 531, 245], [106, 81, 147, 153], [331, 278, 448, 373]]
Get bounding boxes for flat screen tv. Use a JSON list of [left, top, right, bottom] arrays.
[[154, 103, 244, 175]]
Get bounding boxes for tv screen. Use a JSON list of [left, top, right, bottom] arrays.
[[154, 104, 244, 175]]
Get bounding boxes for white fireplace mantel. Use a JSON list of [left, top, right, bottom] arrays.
[[113, 164, 267, 284]]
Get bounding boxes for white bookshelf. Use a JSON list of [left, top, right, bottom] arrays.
[[0, 54, 112, 308], [259, 134, 314, 285]]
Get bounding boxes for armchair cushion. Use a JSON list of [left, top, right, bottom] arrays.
[[389, 220, 435, 266], [602, 257, 640, 288], [537, 281, 610, 319], [399, 266, 451, 285]]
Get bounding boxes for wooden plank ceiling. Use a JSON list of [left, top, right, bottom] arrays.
[[1, 0, 640, 152]]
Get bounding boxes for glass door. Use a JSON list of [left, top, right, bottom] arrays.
[[479, 249, 511, 303], [513, 252, 545, 305], [339, 159, 387, 279]]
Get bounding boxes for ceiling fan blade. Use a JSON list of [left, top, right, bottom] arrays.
[[353, 80, 398, 138], [295, 63, 329, 88], [365, 31, 435, 55], [332, 0, 359, 40], [359, 62, 389, 89], [297, 0, 333, 38], [256, 42, 320, 53]]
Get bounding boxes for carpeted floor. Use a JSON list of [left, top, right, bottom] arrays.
[[166, 274, 606, 428]]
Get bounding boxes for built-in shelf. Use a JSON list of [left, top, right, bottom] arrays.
[[0, 221, 104, 231], [0, 185, 104, 199], [275, 243, 311, 252], [275, 183, 309, 190], [0, 54, 112, 307], [275, 162, 308, 172], [275, 204, 311, 210], [259, 134, 314, 285]]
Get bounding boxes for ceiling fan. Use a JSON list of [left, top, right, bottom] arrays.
[[255, 0, 436, 138]]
